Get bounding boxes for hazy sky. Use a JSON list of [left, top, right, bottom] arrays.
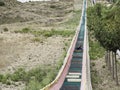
[[17, 0, 29, 3], [17, 0, 51, 3]]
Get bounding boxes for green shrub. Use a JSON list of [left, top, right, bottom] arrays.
[[3, 27, 8, 32], [0, 65, 62, 89], [41, 78, 51, 86], [91, 70, 102, 84], [50, 5, 56, 8], [14, 28, 74, 38], [0, 74, 3, 82], [43, 31, 53, 37], [11, 74, 20, 82], [0, 1, 5, 6], [89, 40, 105, 60], [1, 75, 7, 84], [14, 28, 30, 33], [102, 65, 106, 68], [21, 28, 30, 33], [25, 79, 41, 90], [11, 68, 26, 81], [6, 80, 11, 85]]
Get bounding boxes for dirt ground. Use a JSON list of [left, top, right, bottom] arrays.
[[0, 32, 66, 74], [91, 56, 120, 90]]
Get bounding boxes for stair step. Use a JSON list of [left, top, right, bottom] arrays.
[[67, 79, 81, 82], [66, 75, 80, 79], [68, 72, 82, 76]]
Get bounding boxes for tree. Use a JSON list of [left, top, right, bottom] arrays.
[[87, 1, 120, 85]]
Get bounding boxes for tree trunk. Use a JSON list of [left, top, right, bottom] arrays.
[[115, 52, 119, 85], [109, 51, 111, 72], [108, 50, 111, 70], [106, 51, 109, 67], [105, 51, 107, 65], [112, 52, 115, 79]]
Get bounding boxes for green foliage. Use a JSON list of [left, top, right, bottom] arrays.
[[1, 75, 7, 84], [25, 79, 42, 90], [87, 2, 120, 53], [32, 29, 74, 37], [11, 68, 26, 82], [0, 1, 5, 6], [91, 69, 102, 88], [0, 74, 3, 82], [43, 31, 53, 37], [114, 0, 120, 4], [21, 28, 30, 33], [15, 28, 30, 33], [88, 2, 120, 89], [51, 29, 75, 37], [15, 28, 74, 38], [6, 80, 11, 85], [3, 27, 8, 32], [0, 66, 59, 89], [89, 40, 105, 60]]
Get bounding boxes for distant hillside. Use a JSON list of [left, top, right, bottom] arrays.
[[0, 0, 73, 25], [0, 0, 20, 7]]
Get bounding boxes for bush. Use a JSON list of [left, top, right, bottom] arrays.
[[1, 75, 7, 84], [21, 28, 30, 33], [102, 65, 106, 68], [0, 74, 3, 82], [43, 31, 53, 37], [91, 70, 102, 84], [0, 1, 5, 6], [11, 68, 26, 82], [50, 5, 56, 8], [3, 27, 8, 32], [41, 78, 51, 86], [25, 79, 42, 90], [89, 40, 105, 60], [6, 80, 11, 85], [0, 66, 58, 89], [14, 28, 30, 33]]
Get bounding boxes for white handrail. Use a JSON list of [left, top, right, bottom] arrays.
[[81, 0, 92, 89]]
